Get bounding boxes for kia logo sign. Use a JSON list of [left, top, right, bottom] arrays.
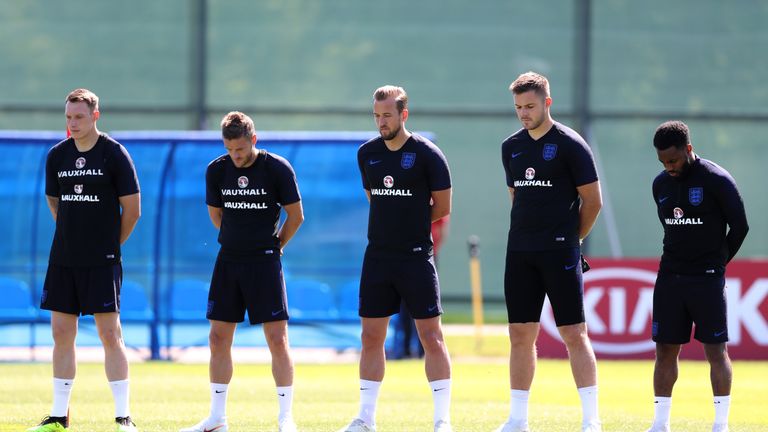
[[541, 267, 658, 355]]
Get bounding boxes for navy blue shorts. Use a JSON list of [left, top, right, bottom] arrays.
[[207, 256, 288, 325], [504, 247, 585, 326], [652, 272, 728, 344], [359, 253, 442, 319], [41, 263, 122, 316]]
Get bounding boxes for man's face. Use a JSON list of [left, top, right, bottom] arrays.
[[513, 90, 549, 131], [65, 101, 98, 140], [373, 97, 406, 141], [224, 135, 256, 168], [657, 144, 693, 177]]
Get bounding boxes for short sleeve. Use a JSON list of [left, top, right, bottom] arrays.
[[568, 139, 598, 187], [45, 146, 60, 197], [270, 155, 301, 206], [205, 160, 223, 207], [357, 145, 370, 190], [501, 139, 514, 188], [425, 144, 451, 191], [109, 144, 140, 196]]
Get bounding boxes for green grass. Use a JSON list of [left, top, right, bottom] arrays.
[[1, 356, 766, 431]]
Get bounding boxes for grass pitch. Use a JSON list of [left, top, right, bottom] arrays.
[[1, 342, 766, 431]]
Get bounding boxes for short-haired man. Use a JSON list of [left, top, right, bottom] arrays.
[[496, 72, 603, 432], [181, 112, 304, 432], [339, 85, 453, 432], [646, 121, 748, 432], [29, 88, 142, 432]]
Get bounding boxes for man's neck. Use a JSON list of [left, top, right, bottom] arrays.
[[527, 117, 554, 141], [74, 129, 100, 152], [384, 130, 412, 151]]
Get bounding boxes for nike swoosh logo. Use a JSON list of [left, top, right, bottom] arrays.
[[278, 393, 286, 397], [204, 426, 226, 432], [714, 330, 726, 337], [658, 196, 669, 203], [428, 305, 438, 312], [511, 152, 523, 158], [369, 160, 382, 165], [433, 388, 446, 392], [103, 301, 115, 307], [215, 390, 225, 393], [565, 264, 577, 270], [272, 309, 284, 316]]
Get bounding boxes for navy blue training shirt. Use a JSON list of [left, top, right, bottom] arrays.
[[501, 121, 598, 251], [45, 134, 140, 267], [206, 150, 301, 261], [652, 157, 748, 276], [358, 133, 451, 257]]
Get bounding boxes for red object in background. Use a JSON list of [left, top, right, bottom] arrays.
[[66, 127, 70, 137], [535, 259, 768, 360], [431, 215, 449, 255]]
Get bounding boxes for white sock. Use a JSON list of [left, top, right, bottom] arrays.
[[109, 379, 130, 418], [51, 378, 74, 417], [713, 395, 730, 425], [653, 396, 672, 427], [357, 379, 381, 426], [508, 389, 530, 423], [429, 379, 451, 425], [577, 385, 599, 425], [277, 385, 293, 423], [210, 383, 229, 421]]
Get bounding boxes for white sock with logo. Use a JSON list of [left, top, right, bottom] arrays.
[[357, 379, 381, 426], [51, 378, 73, 417], [429, 379, 451, 425], [109, 379, 131, 418], [713, 395, 730, 425], [577, 385, 599, 425], [210, 383, 229, 421], [508, 389, 530, 424], [277, 385, 293, 423], [652, 396, 672, 428]]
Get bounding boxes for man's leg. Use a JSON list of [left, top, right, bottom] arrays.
[[51, 311, 78, 422], [504, 322, 539, 429], [263, 320, 295, 426], [354, 317, 390, 428], [415, 316, 452, 428], [208, 320, 237, 421], [559, 322, 600, 429], [94, 312, 132, 420], [704, 343, 732, 429], [649, 343, 681, 431]]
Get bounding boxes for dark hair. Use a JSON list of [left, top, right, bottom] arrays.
[[373, 85, 408, 112], [220, 111, 255, 140], [66, 88, 99, 112], [653, 120, 690, 150], [509, 71, 550, 98]]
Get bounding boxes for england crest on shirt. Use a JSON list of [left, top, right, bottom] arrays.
[[401, 152, 416, 169], [542, 143, 558, 161], [689, 187, 703, 206]]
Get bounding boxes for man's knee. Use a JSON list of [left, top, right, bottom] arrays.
[[98, 326, 124, 350], [209, 327, 234, 353], [418, 326, 446, 352], [558, 323, 590, 349]]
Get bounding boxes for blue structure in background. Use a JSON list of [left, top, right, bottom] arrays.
[[0, 130, 423, 359]]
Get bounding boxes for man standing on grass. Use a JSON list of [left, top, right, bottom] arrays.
[[645, 121, 748, 432], [339, 85, 453, 432], [181, 111, 304, 432], [28, 88, 141, 432], [496, 72, 603, 432]]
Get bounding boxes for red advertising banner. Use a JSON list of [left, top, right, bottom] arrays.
[[536, 259, 768, 360]]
